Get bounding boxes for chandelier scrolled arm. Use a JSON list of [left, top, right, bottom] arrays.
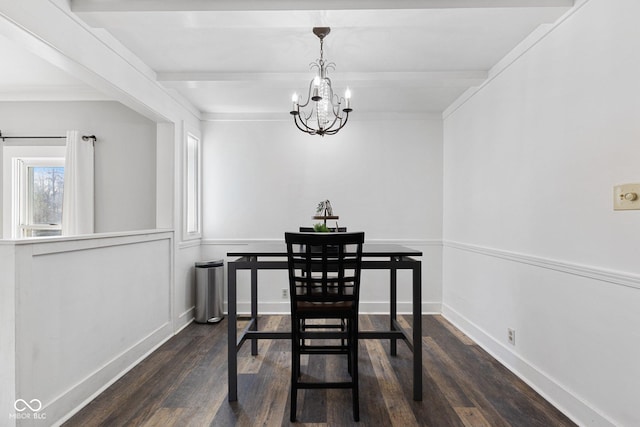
[[289, 27, 352, 137], [291, 110, 349, 136]]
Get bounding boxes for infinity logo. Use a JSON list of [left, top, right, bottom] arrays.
[[14, 399, 42, 412]]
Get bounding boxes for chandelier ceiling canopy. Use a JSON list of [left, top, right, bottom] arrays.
[[290, 27, 352, 137]]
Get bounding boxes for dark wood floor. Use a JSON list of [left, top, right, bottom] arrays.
[[64, 315, 576, 426]]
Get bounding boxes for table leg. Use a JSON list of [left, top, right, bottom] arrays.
[[412, 261, 422, 401], [251, 262, 258, 356], [390, 261, 397, 356], [227, 261, 238, 402]]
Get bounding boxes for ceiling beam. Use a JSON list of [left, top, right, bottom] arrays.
[[157, 71, 488, 87], [71, 0, 574, 12], [0, 85, 109, 102]]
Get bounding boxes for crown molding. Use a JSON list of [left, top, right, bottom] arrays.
[[201, 111, 438, 122]]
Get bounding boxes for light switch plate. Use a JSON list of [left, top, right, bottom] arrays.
[[613, 183, 640, 210]]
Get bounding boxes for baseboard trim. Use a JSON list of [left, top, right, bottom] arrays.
[[175, 307, 195, 334], [441, 304, 617, 427], [52, 321, 174, 426]]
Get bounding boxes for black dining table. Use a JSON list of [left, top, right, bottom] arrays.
[[226, 242, 423, 402]]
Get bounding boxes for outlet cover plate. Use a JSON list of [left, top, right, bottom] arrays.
[[614, 183, 640, 210]]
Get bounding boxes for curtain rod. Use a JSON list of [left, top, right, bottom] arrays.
[[0, 130, 97, 142]]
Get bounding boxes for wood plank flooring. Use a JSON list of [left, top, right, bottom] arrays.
[[64, 315, 576, 426]]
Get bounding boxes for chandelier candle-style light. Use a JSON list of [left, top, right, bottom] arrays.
[[290, 27, 352, 136]]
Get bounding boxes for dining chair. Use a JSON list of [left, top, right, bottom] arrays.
[[298, 226, 349, 347], [285, 231, 365, 422]]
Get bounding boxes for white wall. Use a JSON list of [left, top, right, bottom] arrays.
[[2, 231, 174, 426], [203, 118, 442, 239], [0, 243, 16, 424], [0, 101, 157, 235], [442, 1, 640, 426], [201, 117, 443, 313]]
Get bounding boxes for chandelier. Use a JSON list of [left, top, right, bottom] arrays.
[[290, 27, 352, 136]]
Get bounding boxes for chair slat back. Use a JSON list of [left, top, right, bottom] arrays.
[[285, 232, 364, 305]]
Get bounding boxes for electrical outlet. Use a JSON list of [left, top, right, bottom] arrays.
[[281, 288, 288, 299], [508, 328, 516, 345], [614, 183, 640, 210]]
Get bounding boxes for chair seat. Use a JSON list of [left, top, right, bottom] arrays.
[[296, 300, 354, 312]]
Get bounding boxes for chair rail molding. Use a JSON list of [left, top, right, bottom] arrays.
[[202, 238, 442, 247], [443, 240, 640, 291]]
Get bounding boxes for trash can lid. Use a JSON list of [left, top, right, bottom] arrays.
[[195, 260, 224, 268]]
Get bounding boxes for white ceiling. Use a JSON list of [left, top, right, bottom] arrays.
[[1, 0, 575, 117]]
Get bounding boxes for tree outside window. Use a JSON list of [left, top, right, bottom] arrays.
[[27, 166, 64, 236], [12, 157, 65, 238]]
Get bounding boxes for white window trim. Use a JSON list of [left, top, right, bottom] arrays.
[[12, 157, 65, 239], [182, 131, 202, 240]]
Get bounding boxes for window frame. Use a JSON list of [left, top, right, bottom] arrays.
[[13, 157, 65, 238], [182, 131, 202, 240]]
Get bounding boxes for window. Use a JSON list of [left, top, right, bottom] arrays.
[[14, 158, 65, 237], [184, 133, 201, 239]]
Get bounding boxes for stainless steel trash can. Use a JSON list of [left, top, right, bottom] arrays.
[[195, 260, 224, 323]]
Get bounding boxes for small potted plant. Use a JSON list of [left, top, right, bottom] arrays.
[[313, 222, 330, 232], [312, 199, 339, 231]]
